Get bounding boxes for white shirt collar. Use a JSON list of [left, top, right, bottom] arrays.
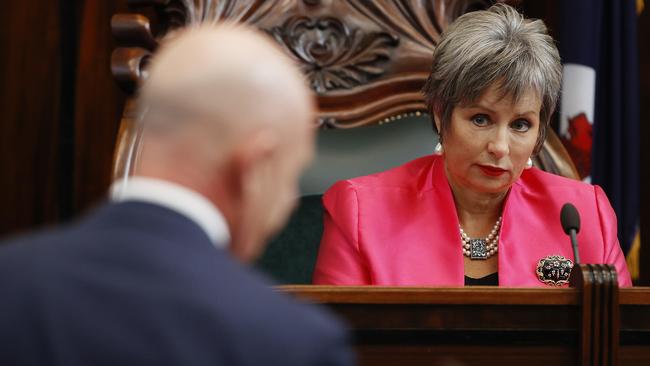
[[109, 177, 230, 249]]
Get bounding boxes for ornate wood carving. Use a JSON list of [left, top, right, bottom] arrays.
[[112, 0, 501, 128], [270, 16, 399, 93]]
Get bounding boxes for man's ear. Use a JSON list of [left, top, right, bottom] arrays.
[[229, 130, 279, 198]]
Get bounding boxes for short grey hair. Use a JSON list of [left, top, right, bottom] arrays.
[[422, 4, 562, 154]]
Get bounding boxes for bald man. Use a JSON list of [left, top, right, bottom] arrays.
[[0, 25, 353, 366]]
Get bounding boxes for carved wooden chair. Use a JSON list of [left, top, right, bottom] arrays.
[[111, 0, 578, 284]]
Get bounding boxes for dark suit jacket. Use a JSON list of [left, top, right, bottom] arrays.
[[0, 202, 353, 366]]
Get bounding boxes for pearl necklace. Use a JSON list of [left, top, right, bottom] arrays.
[[460, 216, 502, 260]]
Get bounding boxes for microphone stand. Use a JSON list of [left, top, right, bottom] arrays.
[[569, 228, 581, 265]]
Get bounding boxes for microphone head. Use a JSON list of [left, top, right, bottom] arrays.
[[560, 203, 581, 234]]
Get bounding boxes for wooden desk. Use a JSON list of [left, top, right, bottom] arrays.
[[280, 286, 650, 366], [620, 288, 650, 365]]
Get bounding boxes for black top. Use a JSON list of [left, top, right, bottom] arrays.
[[464, 272, 499, 286]]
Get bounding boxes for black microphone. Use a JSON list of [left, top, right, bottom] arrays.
[[560, 203, 581, 265]]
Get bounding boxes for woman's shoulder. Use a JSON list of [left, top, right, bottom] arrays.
[[326, 155, 439, 194], [519, 167, 592, 190], [517, 168, 610, 206]]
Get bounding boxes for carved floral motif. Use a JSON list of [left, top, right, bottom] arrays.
[[113, 0, 499, 125], [270, 17, 399, 93], [164, 0, 282, 29]]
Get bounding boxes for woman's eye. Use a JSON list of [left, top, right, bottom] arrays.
[[511, 119, 531, 132], [471, 115, 489, 126]]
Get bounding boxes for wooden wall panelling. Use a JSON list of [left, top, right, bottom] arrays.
[[0, 0, 128, 235], [0, 0, 64, 236], [73, 0, 129, 214]]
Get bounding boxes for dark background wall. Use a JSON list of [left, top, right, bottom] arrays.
[[1, 0, 66, 234], [0, 0, 127, 237], [0, 1, 648, 282], [637, 2, 650, 285]]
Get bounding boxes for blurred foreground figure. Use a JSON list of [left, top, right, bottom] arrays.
[[0, 24, 353, 366]]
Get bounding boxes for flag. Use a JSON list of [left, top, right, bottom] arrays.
[[559, 0, 640, 255]]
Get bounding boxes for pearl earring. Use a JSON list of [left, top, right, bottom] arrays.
[[526, 157, 533, 169], [434, 142, 444, 155]]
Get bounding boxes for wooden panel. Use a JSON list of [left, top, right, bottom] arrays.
[[0, 0, 63, 235], [620, 346, 650, 365], [73, 0, 129, 213], [282, 286, 581, 366], [282, 285, 650, 366], [620, 287, 650, 365], [0, 0, 129, 235], [279, 285, 579, 304], [356, 345, 575, 366]]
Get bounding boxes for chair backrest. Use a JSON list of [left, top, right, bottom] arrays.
[[256, 195, 324, 284], [258, 114, 437, 283], [111, 0, 578, 284], [301, 114, 436, 195]]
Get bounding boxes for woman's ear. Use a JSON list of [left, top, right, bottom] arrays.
[[433, 112, 442, 136]]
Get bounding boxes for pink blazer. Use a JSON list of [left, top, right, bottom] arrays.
[[313, 155, 632, 287]]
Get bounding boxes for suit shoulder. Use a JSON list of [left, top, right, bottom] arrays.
[[0, 226, 76, 275], [213, 260, 346, 335], [195, 261, 351, 364]]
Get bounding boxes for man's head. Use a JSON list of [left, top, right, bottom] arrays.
[[135, 24, 316, 262]]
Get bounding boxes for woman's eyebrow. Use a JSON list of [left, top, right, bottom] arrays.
[[461, 104, 496, 113], [513, 111, 538, 117], [462, 104, 538, 117]]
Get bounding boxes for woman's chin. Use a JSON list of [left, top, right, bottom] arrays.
[[469, 177, 513, 194]]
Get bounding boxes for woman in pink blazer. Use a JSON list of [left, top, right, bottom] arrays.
[[313, 4, 632, 287]]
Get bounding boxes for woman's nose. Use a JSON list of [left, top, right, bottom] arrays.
[[487, 128, 509, 159]]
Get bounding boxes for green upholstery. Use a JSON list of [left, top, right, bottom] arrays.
[[255, 195, 324, 284], [300, 115, 438, 195], [255, 116, 438, 284]]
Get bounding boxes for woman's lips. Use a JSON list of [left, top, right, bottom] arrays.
[[478, 165, 507, 176]]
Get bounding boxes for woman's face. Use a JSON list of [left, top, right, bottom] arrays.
[[438, 84, 542, 195]]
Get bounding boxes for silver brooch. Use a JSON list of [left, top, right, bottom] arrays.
[[536, 255, 574, 286]]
